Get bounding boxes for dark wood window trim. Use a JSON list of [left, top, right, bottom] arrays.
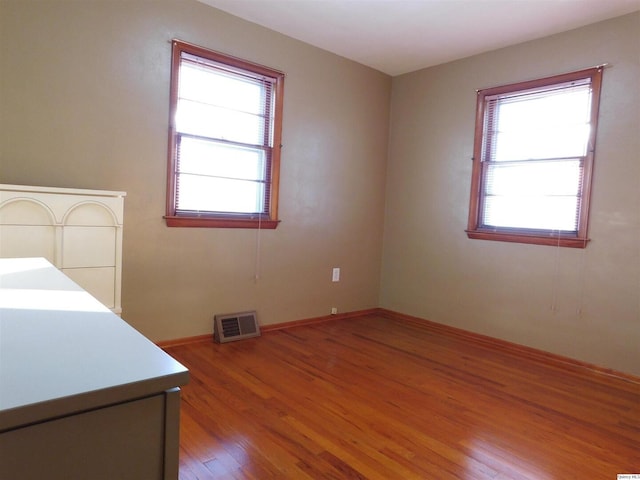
[[466, 67, 603, 248], [165, 40, 284, 229], [164, 215, 279, 229]]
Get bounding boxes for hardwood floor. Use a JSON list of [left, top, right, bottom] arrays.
[[164, 315, 640, 479]]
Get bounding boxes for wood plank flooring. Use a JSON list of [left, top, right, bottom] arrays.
[[163, 315, 640, 479]]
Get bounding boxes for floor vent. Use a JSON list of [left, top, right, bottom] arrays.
[[214, 311, 261, 343]]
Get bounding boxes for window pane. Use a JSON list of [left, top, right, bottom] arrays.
[[178, 136, 266, 182], [490, 86, 591, 161], [177, 60, 269, 146], [483, 159, 582, 232], [485, 159, 582, 196], [483, 196, 579, 231], [176, 99, 265, 145], [493, 124, 590, 161], [179, 61, 264, 115], [177, 174, 265, 214]]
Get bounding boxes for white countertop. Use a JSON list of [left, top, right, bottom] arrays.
[[0, 257, 189, 432]]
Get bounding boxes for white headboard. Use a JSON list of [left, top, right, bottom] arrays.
[[0, 184, 126, 315]]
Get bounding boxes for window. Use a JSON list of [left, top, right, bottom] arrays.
[[466, 67, 603, 248], [166, 40, 284, 228]]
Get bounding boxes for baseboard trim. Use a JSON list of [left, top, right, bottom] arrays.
[[377, 308, 640, 385], [157, 308, 377, 348], [261, 308, 378, 333], [156, 307, 639, 385], [157, 334, 211, 348]]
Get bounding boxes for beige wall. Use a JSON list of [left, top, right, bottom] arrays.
[[381, 12, 640, 375], [0, 0, 390, 340]]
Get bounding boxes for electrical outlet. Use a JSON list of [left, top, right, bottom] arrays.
[[331, 307, 338, 315], [332, 267, 340, 282]]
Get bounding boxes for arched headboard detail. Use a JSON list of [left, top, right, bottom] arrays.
[[0, 198, 58, 264], [0, 197, 57, 224], [0, 185, 126, 314], [63, 201, 120, 226]]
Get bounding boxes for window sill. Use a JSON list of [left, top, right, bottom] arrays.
[[165, 215, 280, 229], [465, 229, 589, 248]]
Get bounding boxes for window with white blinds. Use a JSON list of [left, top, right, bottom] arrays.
[[166, 40, 284, 229], [467, 67, 603, 248]]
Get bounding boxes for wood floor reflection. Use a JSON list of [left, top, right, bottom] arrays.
[[164, 315, 640, 479]]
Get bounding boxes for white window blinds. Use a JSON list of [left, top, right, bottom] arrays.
[[175, 52, 276, 216], [480, 79, 594, 233]]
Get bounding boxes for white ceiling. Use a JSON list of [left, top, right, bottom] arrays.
[[197, 0, 640, 76]]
